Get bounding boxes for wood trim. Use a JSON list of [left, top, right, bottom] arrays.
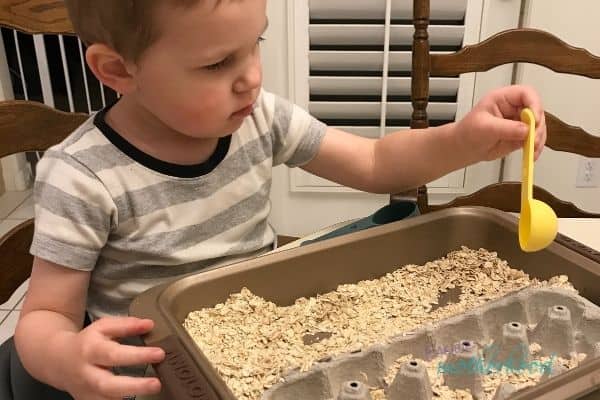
[[0, 219, 34, 304], [277, 235, 299, 247], [0, 0, 74, 35], [396, 0, 431, 207], [0, 162, 5, 195], [410, 0, 430, 130], [431, 29, 600, 78], [418, 182, 600, 218], [0, 100, 88, 158], [545, 112, 600, 157], [416, 185, 429, 214]]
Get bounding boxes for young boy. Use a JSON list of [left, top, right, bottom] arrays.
[[13, 0, 546, 399]]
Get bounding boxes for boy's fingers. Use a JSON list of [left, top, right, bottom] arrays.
[[534, 117, 547, 160], [93, 317, 155, 338], [91, 369, 162, 398], [499, 85, 544, 123], [538, 111, 547, 130], [487, 117, 528, 141], [510, 141, 525, 153], [536, 136, 546, 155], [495, 140, 524, 158], [92, 341, 165, 367]]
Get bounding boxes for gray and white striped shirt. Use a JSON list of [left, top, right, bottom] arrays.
[[30, 89, 327, 319]]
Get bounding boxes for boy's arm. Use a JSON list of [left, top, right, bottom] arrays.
[[15, 257, 165, 398], [16, 257, 89, 388], [302, 123, 464, 194], [302, 85, 546, 193]]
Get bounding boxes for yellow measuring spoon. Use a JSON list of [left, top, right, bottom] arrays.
[[519, 108, 558, 252]]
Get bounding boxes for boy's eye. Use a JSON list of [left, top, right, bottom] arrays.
[[205, 58, 230, 71], [204, 38, 265, 71]]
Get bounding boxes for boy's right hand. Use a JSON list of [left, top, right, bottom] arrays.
[[59, 317, 166, 400]]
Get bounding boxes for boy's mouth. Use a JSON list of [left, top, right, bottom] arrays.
[[231, 103, 255, 119]]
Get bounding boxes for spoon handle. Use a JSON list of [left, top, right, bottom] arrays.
[[520, 108, 536, 206]]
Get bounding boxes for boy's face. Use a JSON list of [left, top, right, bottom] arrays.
[[131, 0, 267, 138]]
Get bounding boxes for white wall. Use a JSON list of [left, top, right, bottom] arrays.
[[505, 0, 600, 213]]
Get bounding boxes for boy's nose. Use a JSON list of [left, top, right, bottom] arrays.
[[234, 58, 262, 93]]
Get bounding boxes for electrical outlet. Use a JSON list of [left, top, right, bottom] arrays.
[[576, 158, 599, 188]]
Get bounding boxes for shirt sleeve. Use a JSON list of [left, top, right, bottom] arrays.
[[29, 147, 116, 271], [258, 89, 328, 167]]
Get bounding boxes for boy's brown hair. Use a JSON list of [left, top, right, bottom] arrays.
[[63, 0, 203, 61]]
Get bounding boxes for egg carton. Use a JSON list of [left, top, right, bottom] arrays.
[[262, 287, 600, 400]]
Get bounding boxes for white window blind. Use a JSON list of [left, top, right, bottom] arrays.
[[308, 0, 466, 138], [291, 0, 473, 192]]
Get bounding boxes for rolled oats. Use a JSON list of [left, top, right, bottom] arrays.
[[183, 247, 576, 399]]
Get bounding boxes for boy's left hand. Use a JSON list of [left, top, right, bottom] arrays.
[[454, 85, 546, 162]]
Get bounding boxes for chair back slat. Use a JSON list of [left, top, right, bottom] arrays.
[[418, 182, 600, 218], [0, 219, 34, 304], [0, 0, 74, 35], [546, 112, 600, 157], [430, 29, 600, 78], [0, 100, 88, 158]]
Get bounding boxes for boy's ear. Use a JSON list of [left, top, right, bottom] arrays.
[[85, 44, 137, 95]]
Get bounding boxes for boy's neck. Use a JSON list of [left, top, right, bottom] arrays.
[[104, 96, 221, 166]]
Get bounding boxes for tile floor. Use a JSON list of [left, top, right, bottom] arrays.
[[0, 190, 33, 344]]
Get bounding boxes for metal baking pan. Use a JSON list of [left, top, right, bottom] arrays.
[[130, 207, 600, 400]]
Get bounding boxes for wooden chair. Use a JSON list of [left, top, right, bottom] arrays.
[[409, 0, 600, 218], [0, 1, 84, 306], [0, 4, 86, 398], [0, 101, 88, 305]]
